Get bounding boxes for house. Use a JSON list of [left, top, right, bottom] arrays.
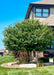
[[0, 48, 9, 56], [25, 0, 54, 57]]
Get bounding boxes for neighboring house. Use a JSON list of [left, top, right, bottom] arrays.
[[0, 48, 9, 56], [0, 49, 4, 55], [25, 0, 54, 57]]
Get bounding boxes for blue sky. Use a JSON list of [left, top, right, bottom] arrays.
[[0, 0, 40, 49]]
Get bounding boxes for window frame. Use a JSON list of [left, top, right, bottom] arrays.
[[47, 39, 54, 50], [51, 45, 54, 49], [35, 8, 50, 18]]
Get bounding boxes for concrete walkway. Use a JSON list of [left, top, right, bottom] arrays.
[[1, 62, 37, 68]]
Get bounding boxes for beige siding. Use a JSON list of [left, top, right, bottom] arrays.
[[50, 8, 54, 15]]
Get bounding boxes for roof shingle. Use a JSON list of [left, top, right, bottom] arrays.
[[32, 0, 54, 5]]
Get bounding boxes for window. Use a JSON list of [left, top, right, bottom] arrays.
[[52, 39, 54, 44], [51, 45, 54, 49], [47, 39, 54, 50], [47, 45, 51, 49], [35, 8, 50, 17], [51, 39, 54, 49]]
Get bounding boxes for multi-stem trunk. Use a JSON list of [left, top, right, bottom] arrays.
[[27, 50, 30, 63]]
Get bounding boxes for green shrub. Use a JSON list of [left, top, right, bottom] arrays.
[[9, 52, 13, 56], [38, 57, 49, 63], [53, 58, 54, 62], [37, 62, 40, 67], [37, 62, 44, 67]]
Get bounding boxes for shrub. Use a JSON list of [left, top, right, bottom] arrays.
[[5, 52, 9, 55], [9, 52, 13, 56], [37, 62, 44, 67], [37, 62, 39, 67], [13, 51, 32, 63], [38, 57, 49, 63], [19, 51, 28, 63], [53, 58, 54, 62]]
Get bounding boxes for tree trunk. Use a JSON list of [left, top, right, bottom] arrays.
[[36, 52, 39, 62], [27, 51, 30, 63]]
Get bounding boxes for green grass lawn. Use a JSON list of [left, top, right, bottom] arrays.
[[0, 56, 54, 75]]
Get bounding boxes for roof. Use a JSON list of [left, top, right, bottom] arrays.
[[32, 0, 54, 5], [25, 4, 32, 19]]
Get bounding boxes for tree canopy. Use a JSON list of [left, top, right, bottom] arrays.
[[3, 19, 53, 52]]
